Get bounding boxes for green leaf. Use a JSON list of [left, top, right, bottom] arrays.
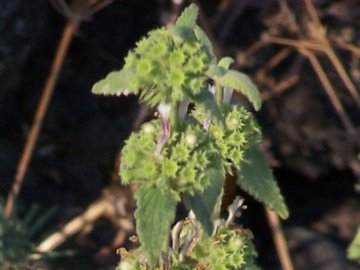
[[348, 228, 360, 262], [192, 90, 225, 128], [194, 25, 216, 59], [175, 4, 199, 28], [203, 168, 226, 219], [134, 186, 177, 265], [218, 57, 234, 69], [92, 69, 136, 96], [183, 193, 212, 234], [217, 70, 262, 111], [183, 171, 224, 235], [236, 148, 289, 219]]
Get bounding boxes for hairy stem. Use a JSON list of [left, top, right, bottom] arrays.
[[155, 117, 170, 157]]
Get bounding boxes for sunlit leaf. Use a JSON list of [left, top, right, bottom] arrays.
[[348, 228, 360, 262], [134, 186, 177, 265], [175, 4, 199, 28], [217, 70, 262, 111], [218, 57, 234, 69], [92, 69, 136, 96], [194, 26, 215, 59]]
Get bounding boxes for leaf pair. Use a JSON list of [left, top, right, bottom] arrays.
[[207, 57, 262, 111]]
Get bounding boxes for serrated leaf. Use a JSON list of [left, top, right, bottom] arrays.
[[175, 4, 199, 28], [194, 26, 216, 59], [183, 169, 224, 234], [217, 70, 262, 111], [92, 69, 135, 96], [218, 57, 234, 69], [348, 228, 360, 261], [236, 147, 289, 219], [134, 186, 177, 265], [192, 90, 225, 128]]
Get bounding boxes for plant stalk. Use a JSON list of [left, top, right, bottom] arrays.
[[4, 19, 80, 219], [215, 83, 223, 107]]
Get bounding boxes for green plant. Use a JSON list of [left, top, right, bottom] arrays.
[[0, 202, 58, 269], [92, 4, 288, 269], [348, 228, 360, 263]]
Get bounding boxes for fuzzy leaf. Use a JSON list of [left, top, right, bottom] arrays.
[[183, 193, 212, 234], [218, 57, 234, 69], [175, 4, 199, 28], [194, 26, 215, 59], [348, 228, 360, 262], [202, 168, 225, 219], [192, 90, 225, 128], [236, 148, 289, 219], [217, 70, 262, 111], [92, 69, 135, 96], [134, 186, 177, 265], [183, 170, 224, 234]]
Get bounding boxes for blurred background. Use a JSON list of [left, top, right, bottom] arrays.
[[1, 0, 360, 269]]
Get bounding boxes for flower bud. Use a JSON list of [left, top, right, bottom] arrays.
[[185, 133, 197, 145], [142, 123, 156, 134]]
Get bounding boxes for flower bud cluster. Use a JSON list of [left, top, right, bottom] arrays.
[[189, 226, 259, 270], [116, 225, 259, 270], [120, 120, 223, 197], [193, 105, 261, 173], [122, 26, 213, 106]]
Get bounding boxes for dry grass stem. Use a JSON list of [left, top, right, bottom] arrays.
[[33, 189, 134, 258], [301, 48, 354, 132], [4, 0, 114, 219], [265, 207, 294, 270], [4, 20, 80, 218]]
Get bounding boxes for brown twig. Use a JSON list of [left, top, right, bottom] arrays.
[[301, 48, 354, 132], [265, 207, 294, 270], [261, 75, 299, 101], [4, 19, 80, 218], [31, 187, 134, 258], [4, 0, 113, 219], [325, 46, 360, 107], [263, 35, 324, 52], [303, 0, 360, 108], [34, 197, 110, 256], [265, 47, 293, 70], [333, 40, 360, 57], [303, 0, 322, 28]]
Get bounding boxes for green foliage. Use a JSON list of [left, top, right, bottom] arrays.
[[175, 4, 198, 28], [193, 104, 261, 173], [236, 148, 289, 219], [206, 61, 262, 111], [92, 3, 289, 269], [216, 70, 262, 111], [0, 203, 59, 269], [183, 174, 224, 235], [116, 200, 259, 270], [348, 228, 360, 262], [191, 90, 225, 128], [134, 186, 177, 265], [120, 120, 224, 198], [190, 226, 259, 270], [93, 4, 213, 107]]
